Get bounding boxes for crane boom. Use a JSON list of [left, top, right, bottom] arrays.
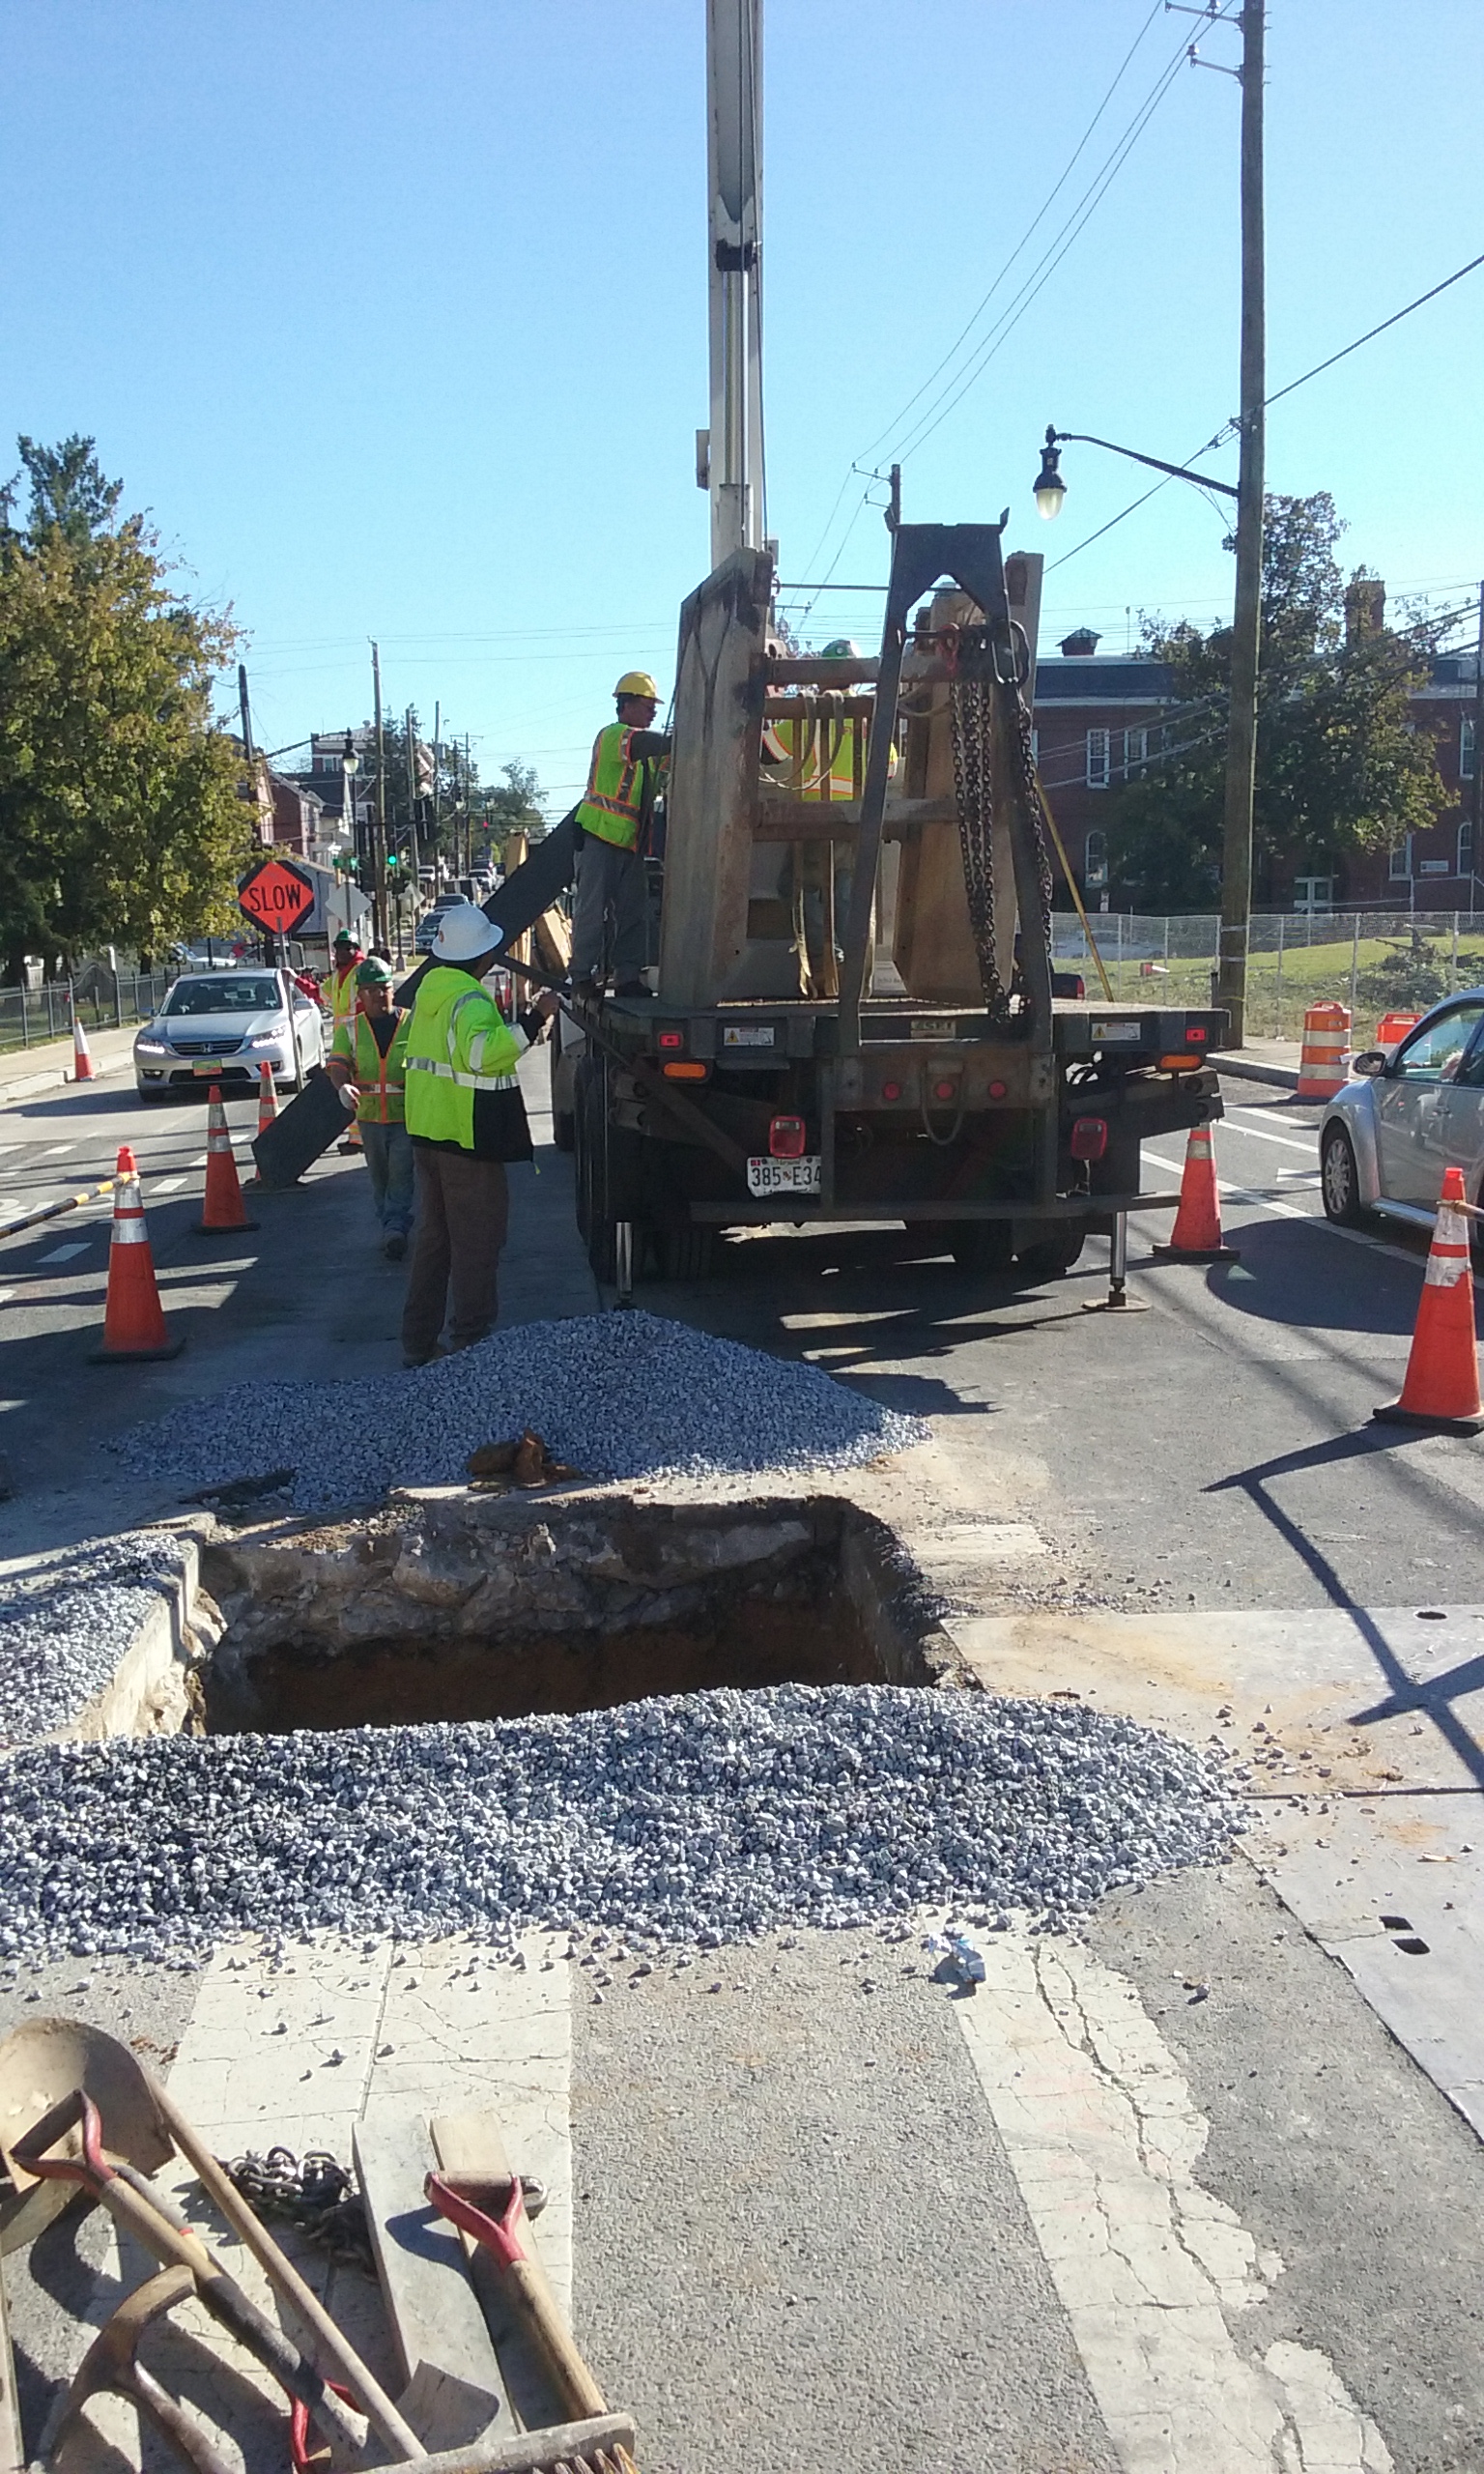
[[703, 0, 764, 566]]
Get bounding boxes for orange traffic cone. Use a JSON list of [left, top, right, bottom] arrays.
[[89, 1147, 184, 1363], [1374, 1167, 1483, 1433], [337, 1109, 363, 1158], [256, 1061, 279, 1136], [71, 1014, 95, 1083], [1151, 1123, 1240, 1264], [195, 1084, 259, 1235]]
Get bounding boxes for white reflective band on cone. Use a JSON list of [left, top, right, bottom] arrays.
[[1425, 1207, 1471, 1286]]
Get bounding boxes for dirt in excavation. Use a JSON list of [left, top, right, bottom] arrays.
[[207, 1590, 888, 1734]]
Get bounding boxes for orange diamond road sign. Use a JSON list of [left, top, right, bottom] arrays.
[[238, 856, 316, 935]]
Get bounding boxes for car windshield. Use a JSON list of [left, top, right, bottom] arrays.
[[163, 977, 280, 1017]]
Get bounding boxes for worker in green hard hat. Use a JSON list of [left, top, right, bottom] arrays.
[[327, 956, 415, 1259], [819, 638, 860, 660]]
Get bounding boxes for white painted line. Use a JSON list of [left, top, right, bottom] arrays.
[[953, 1930, 1394, 2472], [150, 1175, 186, 1194], [37, 1142, 75, 1158], [187, 1153, 209, 1169], [37, 1242, 87, 1264], [1145, 1147, 1447, 1277], [0, 1291, 14, 1306], [1226, 1111, 1323, 1156]]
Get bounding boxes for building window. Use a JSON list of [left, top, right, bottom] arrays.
[[1459, 817, 1474, 877], [1293, 876, 1334, 913], [1463, 718, 1476, 781], [1084, 829, 1108, 889], [1086, 728, 1110, 789], [1123, 727, 1149, 777], [1389, 835, 1413, 881]]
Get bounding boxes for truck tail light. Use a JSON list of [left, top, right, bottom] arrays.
[[1158, 1052, 1202, 1073], [663, 1061, 708, 1080], [1184, 1024, 1209, 1044], [657, 1029, 685, 1050], [880, 1079, 902, 1103], [769, 1114, 807, 1158], [931, 1077, 960, 1103], [1070, 1116, 1108, 1161]]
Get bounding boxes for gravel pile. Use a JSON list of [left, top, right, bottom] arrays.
[[110, 1313, 928, 1511], [0, 1531, 187, 1752], [0, 1685, 1240, 1963]]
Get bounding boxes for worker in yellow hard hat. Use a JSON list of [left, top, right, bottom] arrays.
[[569, 672, 670, 1000]]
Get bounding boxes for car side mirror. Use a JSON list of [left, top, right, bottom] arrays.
[[1351, 1050, 1387, 1078]]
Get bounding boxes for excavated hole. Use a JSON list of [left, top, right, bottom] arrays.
[[198, 1492, 968, 1737]]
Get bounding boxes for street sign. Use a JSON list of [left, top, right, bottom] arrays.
[[239, 855, 316, 935]]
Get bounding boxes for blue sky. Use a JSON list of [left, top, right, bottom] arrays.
[[3, 0, 1480, 811]]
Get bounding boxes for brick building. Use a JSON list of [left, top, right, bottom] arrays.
[[1034, 616, 1482, 914]]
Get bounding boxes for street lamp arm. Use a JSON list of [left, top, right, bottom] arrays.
[[1048, 429, 1239, 499]]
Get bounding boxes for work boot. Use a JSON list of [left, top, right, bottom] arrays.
[[402, 1340, 448, 1369], [384, 1231, 408, 1261]]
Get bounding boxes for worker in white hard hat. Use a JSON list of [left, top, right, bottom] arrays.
[[569, 671, 671, 1000], [400, 899, 557, 1366]]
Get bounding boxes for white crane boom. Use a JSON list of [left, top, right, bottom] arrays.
[[702, 0, 764, 567]]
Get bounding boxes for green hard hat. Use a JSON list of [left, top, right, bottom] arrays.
[[820, 638, 860, 659], [356, 956, 394, 987], [333, 928, 358, 948]]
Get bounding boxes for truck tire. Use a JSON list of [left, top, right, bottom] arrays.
[[950, 1222, 1015, 1275], [1016, 1224, 1086, 1280], [550, 1029, 575, 1153], [659, 1226, 715, 1280]]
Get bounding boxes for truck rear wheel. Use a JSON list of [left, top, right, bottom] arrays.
[[950, 1222, 1015, 1274], [1017, 1224, 1086, 1279], [659, 1226, 715, 1280]]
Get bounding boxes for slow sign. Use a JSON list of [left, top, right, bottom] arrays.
[[238, 856, 316, 936]]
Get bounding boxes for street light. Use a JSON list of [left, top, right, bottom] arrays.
[[1031, 421, 1252, 1049], [1032, 423, 1238, 517]]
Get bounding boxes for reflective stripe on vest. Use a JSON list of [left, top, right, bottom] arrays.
[[404, 966, 524, 1146], [576, 723, 646, 849], [338, 1005, 410, 1122]]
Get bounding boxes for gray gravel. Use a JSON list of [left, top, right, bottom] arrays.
[[0, 1530, 187, 1752], [109, 1312, 928, 1510], [0, 1684, 1240, 1963]]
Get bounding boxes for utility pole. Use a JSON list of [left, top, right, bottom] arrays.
[[1215, 0, 1265, 1048], [405, 703, 421, 887], [371, 641, 387, 947], [432, 700, 442, 884], [464, 734, 473, 878]]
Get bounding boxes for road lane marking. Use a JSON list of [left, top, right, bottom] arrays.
[[37, 1242, 89, 1263], [150, 1176, 186, 1194], [954, 1930, 1394, 2472], [1143, 1148, 1461, 1278], [37, 1143, 75, 1158], [1225, 1111, 1323, 1156]]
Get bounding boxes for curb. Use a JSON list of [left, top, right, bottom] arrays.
[[0, 1057, 118, 1107], [1211, 1051, 1300, 1093]]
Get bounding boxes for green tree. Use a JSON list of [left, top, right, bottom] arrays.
[[0, 435, 249, 975], [1106, 494, 1446, 910]]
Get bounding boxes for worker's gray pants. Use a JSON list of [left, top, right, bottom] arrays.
[[401, 1148, 509, 1360], [570, 831, 646, 984]]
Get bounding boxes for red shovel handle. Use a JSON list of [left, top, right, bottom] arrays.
[[424, 2167, 528, 2269]]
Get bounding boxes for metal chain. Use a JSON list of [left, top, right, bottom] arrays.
[[948, 639, 1054, 1020], [224, 2146, 376, 2273]]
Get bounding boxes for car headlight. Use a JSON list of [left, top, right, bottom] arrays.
[[246, 1025, 288, 1049], [135, 1036, 169, 1056]]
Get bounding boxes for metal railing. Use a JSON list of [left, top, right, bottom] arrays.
[[0, 967, 178, 1056], [1049, 909, 1484, 1043]]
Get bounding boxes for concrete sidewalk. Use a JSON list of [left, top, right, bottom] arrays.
[[0, 1020, 137, 1103], [1212, 1038, 1302, 1090]]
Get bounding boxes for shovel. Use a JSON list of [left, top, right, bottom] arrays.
[[0, 2018, 418, 2465]]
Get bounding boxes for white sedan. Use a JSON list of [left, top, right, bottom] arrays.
[[134, 970, 327, 1100], [1320, 990, 1484, 1230]]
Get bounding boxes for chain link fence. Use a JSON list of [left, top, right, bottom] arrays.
[[0, 966, 178, 1057], [1049, 908, 1484, 1043]]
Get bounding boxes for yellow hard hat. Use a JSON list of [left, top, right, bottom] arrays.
[[614, 671, 661, 702]]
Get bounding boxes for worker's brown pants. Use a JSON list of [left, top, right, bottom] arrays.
[[401, 1148, 509, 1361]]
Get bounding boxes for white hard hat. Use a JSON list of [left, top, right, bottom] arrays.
[[432, 900, 504, 963]]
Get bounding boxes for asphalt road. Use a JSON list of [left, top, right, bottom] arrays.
[[641, 1068, 1484, 1618]]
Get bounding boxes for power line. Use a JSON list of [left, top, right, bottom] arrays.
[[1265, 248, 1484, 414]]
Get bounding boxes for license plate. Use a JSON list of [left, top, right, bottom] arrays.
[[1091, 1021, 1141, 1044], [193, 1058, 235, 1075], [911, 1017, 957, 1040], [746, 1155, 821, 1196]]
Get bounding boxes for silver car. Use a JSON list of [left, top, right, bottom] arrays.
[[134, 970, 326, 1100], [1320, 988, 1484, 1230]]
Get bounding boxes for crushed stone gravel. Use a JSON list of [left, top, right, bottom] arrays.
[[0, 1684, 1241, 1964], [0, 1531, 187, 1753], [108, 1312, 929, 1511]]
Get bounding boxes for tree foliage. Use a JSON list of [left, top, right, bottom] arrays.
[[0, 436, 249, 973], [1107, 493, 1446, 910]]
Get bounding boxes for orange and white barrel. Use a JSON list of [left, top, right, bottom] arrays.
[[1296, 1001, 1352, 1099]]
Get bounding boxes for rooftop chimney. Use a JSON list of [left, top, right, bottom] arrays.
[[1059, 627, 1101, 658]]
